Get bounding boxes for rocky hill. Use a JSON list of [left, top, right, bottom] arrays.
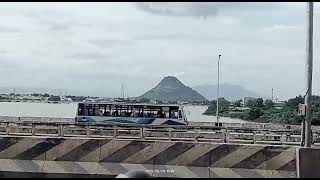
[[139, 76, 208, 102]]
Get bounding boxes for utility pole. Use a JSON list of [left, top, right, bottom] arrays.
[[272, 88, 274, 102], [121, 83, 124, 99], [216, 55, 221, 126], [304, 2, 313, 147], [123, 84, 125, 99]]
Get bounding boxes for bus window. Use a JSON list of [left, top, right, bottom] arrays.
[[103, 110, 109, 116], [169, 109, 178, 119], [112, 109, 119, 116], [174, 111, 178, 119], [84, 108, 88, 116], [94, 109, 100, 116], [178, 110, 182, 119], [157, 109, 165, 118], [78, 103, 85, 116]]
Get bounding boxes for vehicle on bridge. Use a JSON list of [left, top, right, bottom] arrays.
[[75, 102, 188, 125]]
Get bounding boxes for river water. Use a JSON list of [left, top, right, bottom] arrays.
[[0, 102, 246, 123]]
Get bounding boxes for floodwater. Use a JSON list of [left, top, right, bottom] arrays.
[[0, 102, 78, 118], [0, 102, 246, 123], [183, 105, 247, 123]]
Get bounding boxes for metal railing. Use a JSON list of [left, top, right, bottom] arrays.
[[0, 121, 319, 146], [0, 116, 315, 131]]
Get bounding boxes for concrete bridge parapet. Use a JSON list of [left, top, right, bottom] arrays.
[[0, 136, 298, 178]]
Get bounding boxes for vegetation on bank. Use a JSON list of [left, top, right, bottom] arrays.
[[48, 95, 61, 101], [203, 95, 320, 125]]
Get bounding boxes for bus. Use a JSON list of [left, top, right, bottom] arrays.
[[75, 102, 188, 125]]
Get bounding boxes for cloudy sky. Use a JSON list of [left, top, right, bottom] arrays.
[[0, 2, 318, 99]]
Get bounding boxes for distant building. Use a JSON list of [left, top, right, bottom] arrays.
[[128, 97, 137, 101], [114, 98, 125, 102], [274, 98, 286, 109], [61, 96, 73, 103], [84, 98, 95, 103], [229, 102, 250, 111], [150, 100, 157, 104]]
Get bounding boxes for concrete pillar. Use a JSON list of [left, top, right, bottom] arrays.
[[140, 128, 145, 139], [168, 128, 172, 141], [57, 125, 61, 136], [281, 134, 285, 144], [194, 129, 198, 142], [297, 147, 320, 177], [253, 132, 256, 144], [114, 127, 117, 138], [221, 129, 227, 143], [31, 123, 35, 136], [225, 129, 229, 143], [58, 125, 64, 137], [5, 122, 9, 135], [86, 126, 90, 137]]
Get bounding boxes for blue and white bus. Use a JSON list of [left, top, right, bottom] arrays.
[[75, 102, 188, 125]]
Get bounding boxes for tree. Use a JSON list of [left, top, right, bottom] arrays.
[[286, 95, 304, 110], [312, 108, 320, 125], [43, 93, 50, 97], [139, 98, 150, 103], [203, 98, 230, 115], [246, 99, 256, 108], [218, 98, 230, 112], [264, 99, 274, 109], [201, 94, 320, 125], [234, 99, 242, 107], [243, 108, 263, 120], [48, 95, 61, 101], [255, 98, 264, 108]]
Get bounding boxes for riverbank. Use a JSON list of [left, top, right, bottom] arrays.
[[183, 105, 247, 123]]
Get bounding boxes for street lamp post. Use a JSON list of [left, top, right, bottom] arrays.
[[216, 55, 221, 126], [304, 2, 313, 147]]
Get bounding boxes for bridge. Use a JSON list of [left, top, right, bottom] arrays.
[[0, 121, 318, 177]]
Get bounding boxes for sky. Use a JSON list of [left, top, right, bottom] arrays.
[[0, 2, 318, 99]]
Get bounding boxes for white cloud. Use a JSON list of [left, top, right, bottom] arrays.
[[263, 24, 299, 31], [0, 2, 313, 99]]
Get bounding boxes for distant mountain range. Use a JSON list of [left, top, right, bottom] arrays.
[[139, 76, 208, 102], [193, 83, 261, 101], [0, 81, 261, 102]]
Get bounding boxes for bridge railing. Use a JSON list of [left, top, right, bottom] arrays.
[[1, 115, 319, 131], [0, 121, 319, 146]]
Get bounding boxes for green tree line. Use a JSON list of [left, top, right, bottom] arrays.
[[204, 95, 320, 125]]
